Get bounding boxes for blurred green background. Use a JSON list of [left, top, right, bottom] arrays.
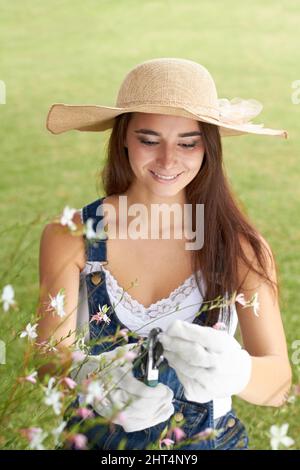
[[0, 0, 299, 450]]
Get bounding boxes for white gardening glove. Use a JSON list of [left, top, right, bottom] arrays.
[[71, 343, 175, 433], [158, 319, 252, 403]]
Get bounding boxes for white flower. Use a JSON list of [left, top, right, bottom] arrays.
[[60, 206, 77, 231], [85, 218, 97, 239], [38, 339, 58, 353], [84, 218, 107, 240], [48, 290, 66, 318], [287, 395, 296, 404], [85, 380, 106, 406], [90, 304, 111, 325], [90, 311, 111, 325], [235, 292, 259, 316], [251, 292, 259, 317], [20, 323, 38, 340], [1, 284, 16, 312], [28, 428, 48, 450], [269, 423, 295, 450], [44, 388, 63, 415], [51, 421, 67, 446], [43, 377, 63, 416], [46, 377, 56, 390]]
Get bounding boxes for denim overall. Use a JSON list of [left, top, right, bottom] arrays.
[[65, 196, 249, 450]]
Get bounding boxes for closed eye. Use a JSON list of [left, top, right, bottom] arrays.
[[139, 139, 198, 148]]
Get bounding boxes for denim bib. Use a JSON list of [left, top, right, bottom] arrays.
[[65, 196, 249, 451]]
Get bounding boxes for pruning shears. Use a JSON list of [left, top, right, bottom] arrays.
[[132, 327, 165, 387]]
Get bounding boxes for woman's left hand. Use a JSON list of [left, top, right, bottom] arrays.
[[158, 319, 252, 402]]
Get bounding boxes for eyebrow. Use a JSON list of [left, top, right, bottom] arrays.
[[134, 129, 202, 138]]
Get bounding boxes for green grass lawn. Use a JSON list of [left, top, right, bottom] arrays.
[[0, 0, 299, 450]]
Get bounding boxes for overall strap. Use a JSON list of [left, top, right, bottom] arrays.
[[81, 196, 108, 264]]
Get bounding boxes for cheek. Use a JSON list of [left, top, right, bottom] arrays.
[[129, 151, 150, 168], [184, 153, 205, 172], [128, 143, 155, 167]]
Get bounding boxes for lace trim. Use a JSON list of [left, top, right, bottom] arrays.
[[102, 265, 202, 319]]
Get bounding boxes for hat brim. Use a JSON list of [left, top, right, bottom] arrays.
[[46, 103, 288, 139]]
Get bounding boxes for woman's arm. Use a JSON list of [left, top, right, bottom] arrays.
[[36, 211, 85, 379], [236, 235, 292, 407]]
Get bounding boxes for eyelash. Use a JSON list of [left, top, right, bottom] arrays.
[[139, 139, 198, 149]]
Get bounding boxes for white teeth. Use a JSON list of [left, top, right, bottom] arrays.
[[152, 171, 180, 180]]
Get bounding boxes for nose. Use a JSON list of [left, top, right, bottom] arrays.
[[155, 143, 178, 169]]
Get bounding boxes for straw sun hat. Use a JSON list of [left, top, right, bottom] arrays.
[[46, 57, 288, 139]]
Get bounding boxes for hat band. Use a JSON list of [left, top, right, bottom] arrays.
[[116, 100, 220, 120]]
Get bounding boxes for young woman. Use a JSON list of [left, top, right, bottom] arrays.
[[37, 58, 292, 450]]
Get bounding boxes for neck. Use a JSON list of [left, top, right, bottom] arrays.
[[116, 181, 188, 238], [124, 181, 187, 209]]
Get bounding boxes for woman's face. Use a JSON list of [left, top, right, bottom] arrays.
[[124, 112, 205, 198]]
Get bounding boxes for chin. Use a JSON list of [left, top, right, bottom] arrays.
[[148, 184, 185, 198]]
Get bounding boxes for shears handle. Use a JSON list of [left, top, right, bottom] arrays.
[[132, 328, 164, 387]]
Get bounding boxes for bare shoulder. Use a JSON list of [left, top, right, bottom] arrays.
[[37, 210, 86, 350], [235, 232, 289, 359], [40, 210, 86, 273], [237, 232, 276, 290]]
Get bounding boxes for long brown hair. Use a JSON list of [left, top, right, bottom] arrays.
[[99, 113, 279, 328]]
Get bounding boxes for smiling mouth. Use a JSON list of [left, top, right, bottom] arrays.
[[149, 170, 183, 180]]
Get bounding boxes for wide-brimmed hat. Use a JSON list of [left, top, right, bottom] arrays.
[[46, 57, 288, 139]]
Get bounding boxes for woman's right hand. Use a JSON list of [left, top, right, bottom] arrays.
[[72, 343, 175, 433]]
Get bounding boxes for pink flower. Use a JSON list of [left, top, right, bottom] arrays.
[[293, 383, 300, 396], [23, 371, 38, 384], [76, 408, 95, 419], [60, 377, 77, 389], [20, 427, 40, 440], [235, 293, 246, 306], [173, 427, 186, 442], [90, 312, 111, 325], [159, 438, 174, 449], [118, 328, 129, 341], [90, 304, 111, 325], [235, 292, 259, 317], [68, 433, 88, 450], [20, 427, 47, 450], [71, 350, 86, 363], [194, 427, 214, 440]]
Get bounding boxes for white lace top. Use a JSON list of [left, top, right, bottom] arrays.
[[78, 263, 206, 336], [77, 261, 238, 340]]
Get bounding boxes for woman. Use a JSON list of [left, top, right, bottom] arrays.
[[37, 58, 292, 450]]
